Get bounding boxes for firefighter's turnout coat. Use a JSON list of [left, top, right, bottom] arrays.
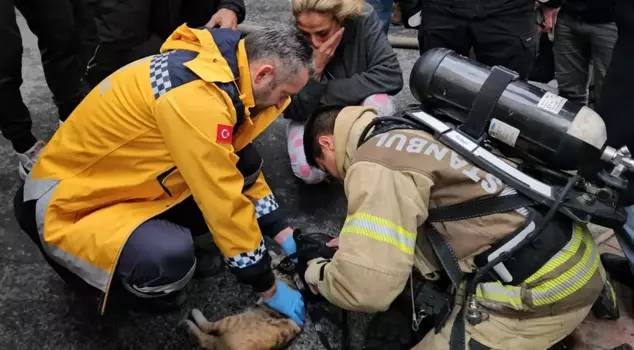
[[304, 106, 605, 349]]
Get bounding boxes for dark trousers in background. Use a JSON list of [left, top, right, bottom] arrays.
[[0, 0, 89, 153], [554, 12, 618, 106], [85, 0, 217, 88], [596, 0, 634, 274], [418, 6, 537, 80], [367, 0, 395, 34]]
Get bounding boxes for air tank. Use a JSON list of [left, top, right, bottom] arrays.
[[410, 48, 608, 170]]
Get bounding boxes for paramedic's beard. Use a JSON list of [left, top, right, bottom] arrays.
[[251, 82, 275, 116]]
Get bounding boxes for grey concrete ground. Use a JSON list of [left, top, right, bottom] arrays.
[[0, 2, 420, 349]]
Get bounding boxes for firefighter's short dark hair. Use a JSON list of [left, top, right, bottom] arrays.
[[303, 105, 345, 168]]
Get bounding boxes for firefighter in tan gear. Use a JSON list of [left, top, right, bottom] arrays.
[[12, 24, 311, 326], [300, 105, 609, 349]]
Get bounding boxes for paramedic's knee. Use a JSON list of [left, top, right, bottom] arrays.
[[116, 219, 196, 297], [361, 93, 395, 117], [286, 120, 328, 184]]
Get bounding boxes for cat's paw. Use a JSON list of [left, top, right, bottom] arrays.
[[191, 308, 209, 327]]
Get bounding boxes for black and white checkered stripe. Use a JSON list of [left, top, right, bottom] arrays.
[[224, 239, 266, 268], [149, 52, 173, 99], [254, 194, 279, 219]]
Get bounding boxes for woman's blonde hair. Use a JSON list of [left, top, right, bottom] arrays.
[[291, 0, 366, 23]]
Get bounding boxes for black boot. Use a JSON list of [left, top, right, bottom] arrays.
[[601, 253, 634, 289], [363, 293, 422, 350], [193, 235, 224, 278], [194, 248, 224, 278], [592, 279, 620, 320], [364, 309, 413, 350]]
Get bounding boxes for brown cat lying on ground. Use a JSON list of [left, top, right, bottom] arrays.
[[184, 251, 302, 350]]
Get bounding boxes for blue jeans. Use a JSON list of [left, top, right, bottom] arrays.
[[367, 0, 394, 34]]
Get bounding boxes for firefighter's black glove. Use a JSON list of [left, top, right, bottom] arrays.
[[293, 229, 337, 261], [294, 229, 337, 286]]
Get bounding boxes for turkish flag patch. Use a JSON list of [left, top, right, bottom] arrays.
[[216, 124, 233, 144]]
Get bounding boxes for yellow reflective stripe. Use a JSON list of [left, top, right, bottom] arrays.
[[524, 225, 583, 284], [475, 281, 524, 309], [472, 225, 599, 310], [341, 212, 416, 255], [531, 228, 599, 305]]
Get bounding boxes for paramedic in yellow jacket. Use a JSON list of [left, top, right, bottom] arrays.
[[12, 24, 312, 325], [301, 105, 608, 349]]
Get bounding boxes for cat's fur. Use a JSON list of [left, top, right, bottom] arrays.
[[184, 251, 302, 350]]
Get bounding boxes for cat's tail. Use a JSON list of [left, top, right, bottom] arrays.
[[184, 309, 219, 349]]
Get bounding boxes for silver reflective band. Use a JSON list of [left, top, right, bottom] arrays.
[[124, 262, 196, 298], [24, 175, 111, 291]]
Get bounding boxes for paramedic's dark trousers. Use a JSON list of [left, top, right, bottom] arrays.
[[0, 0, 88, 153], [14, 143, 263, 301], [13, 185, 206, 297], [418, 6, 537, 80]]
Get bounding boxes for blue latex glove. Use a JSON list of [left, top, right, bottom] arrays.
[[264, 280, 306, 327], [280, 234, 298, 263]]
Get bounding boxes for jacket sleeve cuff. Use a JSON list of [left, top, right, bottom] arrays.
[[259, 215, 289, 238], [217, 0, 246, 24], [226, 246, 276, 293], [305, 257, 330, 286]]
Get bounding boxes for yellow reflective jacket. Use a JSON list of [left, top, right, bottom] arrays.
[[305, 107, 604, 318], [24, 25, 290, 313]]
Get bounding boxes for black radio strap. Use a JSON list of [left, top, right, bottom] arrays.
[[427, 194, 535, 222]]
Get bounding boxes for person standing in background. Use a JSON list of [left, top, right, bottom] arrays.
[[541, 0, 618, 107], [0, 0, 91, 180], [84, 0, 246, 88], [366, 0, 394, 34], [418, 0, 538, 80], [593, 0, 634, 290]]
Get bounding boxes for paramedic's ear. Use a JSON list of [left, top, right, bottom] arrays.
[[253, 64, 274, 84]]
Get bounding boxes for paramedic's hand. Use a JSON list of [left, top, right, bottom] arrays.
[[275, 227, 297, 262], [206, 8, 238, 29], [313, 27, 345, 78], [263, 280, 306, 327]]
